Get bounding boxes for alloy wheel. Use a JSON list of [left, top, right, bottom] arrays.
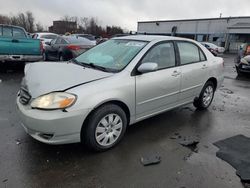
[[95, 113, 123, 147]]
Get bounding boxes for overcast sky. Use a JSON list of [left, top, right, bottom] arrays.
[[0, 0, 250, 31]]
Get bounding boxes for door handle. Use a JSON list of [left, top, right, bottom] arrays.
[[12, 39, 19, 43], [202, 64, 207, 69], [172, 70, 181, 77]]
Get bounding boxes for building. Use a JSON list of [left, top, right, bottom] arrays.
[[137, 17, 250, 52], [49, 20, 77, 35]]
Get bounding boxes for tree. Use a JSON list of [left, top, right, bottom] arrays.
[[36, 22, 44, 32], [26, 11, 35, 33], [0, 15, 10, 24]]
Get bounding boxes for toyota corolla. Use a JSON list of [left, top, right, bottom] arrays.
[[17, 35, 224, 151]]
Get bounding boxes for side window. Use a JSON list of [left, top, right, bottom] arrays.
[[141, 42, 176, 69], [55, 38, 62, 44], [2, 27, 12, 37], [177, 42, 200, 65], [51, 38, 56, 45], [61, 39, 67, 44], [12, 28, 26, 38], [200, 50, 206, 61]]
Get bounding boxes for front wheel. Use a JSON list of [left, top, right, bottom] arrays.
[[82, 104, 127, 151], [193, 81, 215, 110], [236, 66, 243, 76]]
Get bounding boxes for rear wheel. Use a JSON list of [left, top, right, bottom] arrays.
[[59, 54, 64, 61], [193, 81, 215, 110], [82, 104, 127, 151]]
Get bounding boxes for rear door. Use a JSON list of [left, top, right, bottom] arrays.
[[135, 41, 181, 120], [47, 37, 62, 59], [176, 41, 208, 103]]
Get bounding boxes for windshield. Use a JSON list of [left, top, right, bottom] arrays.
[[75, 39, 147, 72]]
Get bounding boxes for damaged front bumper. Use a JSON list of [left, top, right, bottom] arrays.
[[16, 97, 90, 145]]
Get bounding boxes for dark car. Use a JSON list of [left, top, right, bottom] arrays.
[[235, 43, 250, 75], [43, 36, 95, 61], [200, 42, 218, 56]]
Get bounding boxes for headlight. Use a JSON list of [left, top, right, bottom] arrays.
[[31, 92, 77, 110]]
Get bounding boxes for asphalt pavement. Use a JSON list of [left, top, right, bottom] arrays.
[[0, 55, 250, 188]]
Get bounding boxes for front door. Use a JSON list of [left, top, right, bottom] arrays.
[[135, 42, 181, 120]]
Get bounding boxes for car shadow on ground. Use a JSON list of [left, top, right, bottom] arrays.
[[236, 74, 250, 82], [0, 62, 25, 73]]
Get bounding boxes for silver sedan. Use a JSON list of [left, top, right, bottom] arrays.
[[17, 35, 224, 151]]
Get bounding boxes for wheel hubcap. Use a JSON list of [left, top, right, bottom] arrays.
[[203, 85, 214, 107], [95, 114, 123, 146]]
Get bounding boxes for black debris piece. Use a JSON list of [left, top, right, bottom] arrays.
[[170, 133, 182, 139], [2, 179, 8, 183], [140, 154, 161, 166], [178, 136, 200, 152], [214, 135, 250, 182], [181, 107, 194, 112]]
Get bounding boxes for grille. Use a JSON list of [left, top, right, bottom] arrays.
[[19, 87, 31, 105]]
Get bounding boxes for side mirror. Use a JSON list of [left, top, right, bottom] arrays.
[[137, 62, 158, 73], [45, 41, 51, 45]]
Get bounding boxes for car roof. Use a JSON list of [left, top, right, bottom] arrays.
[[36, 32, 58, 35], [113, 35, 195, 42], [0, 24, 26, 30]]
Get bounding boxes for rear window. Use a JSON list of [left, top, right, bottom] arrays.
[[41, 34, 57, 40], [177, 42, 200, 65], [65, 37, 93, 45], [79, 35, 95, 41], [13, 27, 26, 38]]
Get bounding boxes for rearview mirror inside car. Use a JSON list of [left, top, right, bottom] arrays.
[[137, 62, 158, 74]]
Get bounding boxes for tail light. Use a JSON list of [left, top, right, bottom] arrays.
[[40, 41, 43, 54], [246, 45, 250, 55], [67, 45, 81, 51]]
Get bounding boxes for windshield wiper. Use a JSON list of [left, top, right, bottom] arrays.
[[88, 63, 110, 72], [69, 59, 85, 67], [70, 59, 117, 73]]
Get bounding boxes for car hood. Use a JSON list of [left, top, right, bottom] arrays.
[[23, 62, 113, 98]]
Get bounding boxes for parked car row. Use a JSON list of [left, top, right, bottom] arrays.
[[0, 24, 127, 64]]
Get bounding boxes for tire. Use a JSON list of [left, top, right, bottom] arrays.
[[193, 81, 215, 110], [59, 54, 64, 61], [42, 52, 47, 61], [236, 66, 243, 76], [82, 104, 127, 151]]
